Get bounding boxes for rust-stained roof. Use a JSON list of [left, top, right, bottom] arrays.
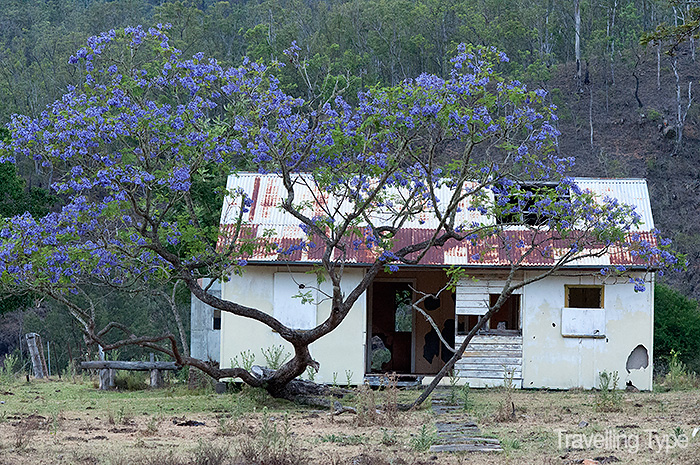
[[219, 173, 656, 268]]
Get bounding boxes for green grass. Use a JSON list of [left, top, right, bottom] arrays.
[[0, 378, 299, 418]]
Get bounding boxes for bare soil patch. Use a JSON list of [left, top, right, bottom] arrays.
[[0, 379, 698, 464]]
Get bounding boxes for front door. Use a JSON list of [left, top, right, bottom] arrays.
[[369, 281, 413, 373]]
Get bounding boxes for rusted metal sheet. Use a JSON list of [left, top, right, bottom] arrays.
[[219, 173, 657, 267]]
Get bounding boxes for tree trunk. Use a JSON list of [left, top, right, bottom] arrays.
[[405, 286, 514, 410], [589, 84, 594, 149], [169, 282, 190, 357], [657, 43, 661, 91], [575, 0, 582, 89], [250, 365, 347, 408], [674, 59, 683, 154]]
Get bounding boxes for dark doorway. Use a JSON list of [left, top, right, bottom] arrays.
[[369, 282, 413, 373]]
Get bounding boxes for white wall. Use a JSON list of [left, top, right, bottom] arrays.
[[190, 279, 221, 363], [219, 266, 367, 385], [521, 271, 654, 390]]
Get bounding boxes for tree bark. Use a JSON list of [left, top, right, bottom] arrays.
[[575, 0, 582, 89]]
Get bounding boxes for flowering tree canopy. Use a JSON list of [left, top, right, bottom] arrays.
[[0, 26, 683, 399]]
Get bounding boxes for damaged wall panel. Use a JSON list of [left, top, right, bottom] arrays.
[[625, 344, 649, 372]]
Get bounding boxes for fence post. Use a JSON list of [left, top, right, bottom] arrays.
[[149, 353, 163, 388], [25, 333, 48, 379]]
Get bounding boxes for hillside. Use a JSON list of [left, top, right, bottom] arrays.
[[546, 46, 700, 298]]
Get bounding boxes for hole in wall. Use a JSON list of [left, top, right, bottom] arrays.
[[424, 296, 441, 311], [625, 344, 649, 373], [552, 323, 556, 327]]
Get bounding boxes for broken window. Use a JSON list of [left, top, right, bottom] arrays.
[[566, 285, 603, 308], [626, 345, 649, 372], [395, 289, 413, 332], [456, 295, 520, 335], [488, 294, 520, 331], [496, 182, 569, 227], [456, 314, 481, 336]]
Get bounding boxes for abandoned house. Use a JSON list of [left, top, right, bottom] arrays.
[[192, 173, 655, 390]]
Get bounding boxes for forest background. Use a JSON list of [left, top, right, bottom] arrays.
[[0, 0, 699, 377]]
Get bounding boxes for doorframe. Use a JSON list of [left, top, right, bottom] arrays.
[[366, 277, 418, 374]]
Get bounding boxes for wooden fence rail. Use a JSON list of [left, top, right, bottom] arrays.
[[80, 357, 179, 390]]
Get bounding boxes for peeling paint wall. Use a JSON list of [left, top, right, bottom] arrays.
[[219, 266, 367, 385], [219, 266, 654, 390], [521, 272, 654, 390]]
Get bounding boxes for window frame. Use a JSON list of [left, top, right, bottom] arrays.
[[565, 284, 604, 309], [212, 309, 222, 330]]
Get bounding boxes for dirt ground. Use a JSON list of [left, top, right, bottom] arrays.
[[0, 378, 699, 464]]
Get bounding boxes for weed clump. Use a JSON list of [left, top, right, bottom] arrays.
[[234, 409, 309, 465], [410, 424, 436, 451], [661, 349, 699, 390], [595, 370, 622, 412], [354, 374, 401, 426], [110, 442, 231, 465], [0, 351, 22, 382], [494, 368, 517, 422], [355, 382, 379, 426]]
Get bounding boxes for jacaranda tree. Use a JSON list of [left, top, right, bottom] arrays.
[[0, 26, 683, 403]]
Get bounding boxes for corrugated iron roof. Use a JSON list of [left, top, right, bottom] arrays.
[[575, 178, 654, 229], [219, 173, 656, 268]]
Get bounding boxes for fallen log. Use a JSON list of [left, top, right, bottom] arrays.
[[80, 361, 179, 371]]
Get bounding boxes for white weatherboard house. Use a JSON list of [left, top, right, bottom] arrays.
[[208, 174, 656, 390]]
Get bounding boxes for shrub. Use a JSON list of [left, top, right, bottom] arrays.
[[655, 284, 700, 373], [646, 108, 662, 122], [114, 372, 147, 391], [0, 351, 22, 381]]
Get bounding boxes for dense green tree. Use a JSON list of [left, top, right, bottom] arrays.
[[655, 283, 700, 372]]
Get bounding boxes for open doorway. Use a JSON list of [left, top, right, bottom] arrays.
[[368, 274, 455, 375], [369, 281, 413, 373]]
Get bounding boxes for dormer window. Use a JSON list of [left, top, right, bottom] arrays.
[[495, 182, 569, 227]]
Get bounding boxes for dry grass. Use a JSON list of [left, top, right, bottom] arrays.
[[0, 379, 698, 464]]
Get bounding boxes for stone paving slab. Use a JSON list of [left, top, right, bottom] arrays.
[[430, 391, 503, 453]]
